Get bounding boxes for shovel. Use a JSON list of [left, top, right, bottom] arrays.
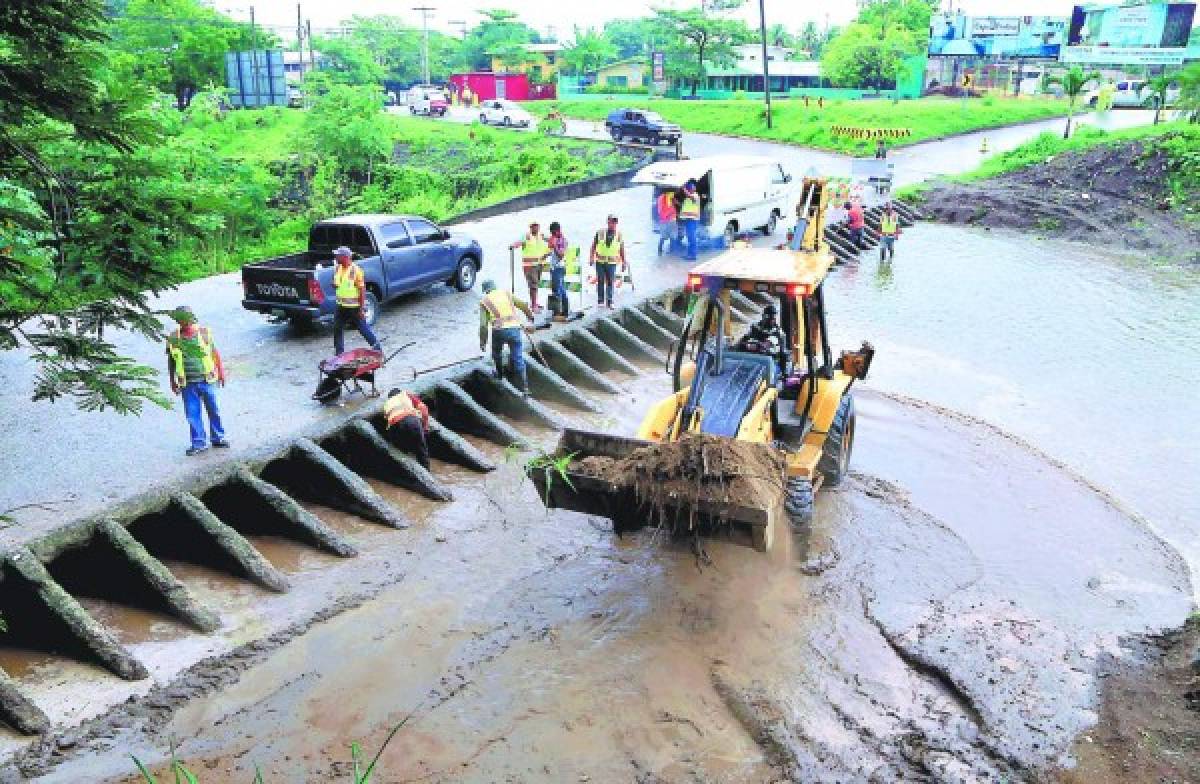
[[396, 355, 484, 382]]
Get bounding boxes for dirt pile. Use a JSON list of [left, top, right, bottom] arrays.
[[918, 137, 1200, 263], [573, 434, 787, 522]]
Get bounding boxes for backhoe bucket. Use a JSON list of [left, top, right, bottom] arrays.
[[528, 429, 783, 551]]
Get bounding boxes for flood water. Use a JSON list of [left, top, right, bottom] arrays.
[[825, 223, 1200, 592]]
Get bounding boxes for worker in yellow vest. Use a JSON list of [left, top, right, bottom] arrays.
[[331, 246, 381, 355], [588, 214, 627, 309], [479, 279, 535, 394], [509, 221, 551, 313], [878, 203, 900, 263], [679, 180, 702, 260], [384, 387, 431, 468], [165, 305, 229, 456]]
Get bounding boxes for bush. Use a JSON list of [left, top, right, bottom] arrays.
[[583, 83, 650, 95]]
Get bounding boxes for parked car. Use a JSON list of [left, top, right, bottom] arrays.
[[1084, 79, 1165, 109], [478, 100, 533, 127], [407, 86, 448, 117], [287, 86, 303, 107], [605, 109, 682, 145], [1140, 82, 1181, 108], [632, 155, 795, 244], [241, 215, 482, 329]]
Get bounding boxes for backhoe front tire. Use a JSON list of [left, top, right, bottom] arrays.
[[818, 394, 856, 487], [785, 477, 814, 529]]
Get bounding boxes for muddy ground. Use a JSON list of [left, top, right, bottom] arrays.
[[10, 390, 1189, 784], [916, 136, 1200, 264]]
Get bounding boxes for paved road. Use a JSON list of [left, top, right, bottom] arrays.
[[0, 109, 1157, 542]]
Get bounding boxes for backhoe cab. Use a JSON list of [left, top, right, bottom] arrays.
[[530, 178, 874, 552]]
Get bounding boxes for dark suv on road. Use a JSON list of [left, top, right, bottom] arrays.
[[605, 108, 682, 145]]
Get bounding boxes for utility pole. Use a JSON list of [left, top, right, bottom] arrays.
[[413, 6, 436, 85], [249, 6, 259, 107], [296, 3, 305, 83], [757, 0, 772, 129]]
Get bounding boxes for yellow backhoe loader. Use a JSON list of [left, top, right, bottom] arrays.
[[529, 178, 874, 552]]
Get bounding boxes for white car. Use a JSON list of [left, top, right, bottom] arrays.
[[478, 100, 533, 128]]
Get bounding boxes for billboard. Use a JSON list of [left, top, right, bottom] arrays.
[[929, 14, 1068, 58], [1063, 2, 1195, 64]]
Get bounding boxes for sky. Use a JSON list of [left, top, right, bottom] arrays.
[[214, 0, 1093, 42]]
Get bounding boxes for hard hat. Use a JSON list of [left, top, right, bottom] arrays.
[[481, 279, 496, 293], [333, 246, 353, 258]]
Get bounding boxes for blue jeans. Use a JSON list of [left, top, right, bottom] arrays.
[[683, 218, 699, 259], [880, 235, 896, 261], [550, 266, 568, 315], [334, 306, 380, 354], [595, 263, 616, 306], [657, 219, 677, 254], [491, 327, 527, 389], [182, 381, 225, 450]]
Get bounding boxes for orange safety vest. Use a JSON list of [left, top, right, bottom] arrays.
[[481, 289, 524, 329], [333, 263, 364, 308], [385, 392, 420, 427]]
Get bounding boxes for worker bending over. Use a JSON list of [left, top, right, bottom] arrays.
[[384, 388, 431, 469], [479, 279, 534, 394]]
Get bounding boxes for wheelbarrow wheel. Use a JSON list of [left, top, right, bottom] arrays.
[[313, 375, 343, 404]]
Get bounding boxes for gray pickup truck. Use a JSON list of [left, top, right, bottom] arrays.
[[241, 214, 483, 328]]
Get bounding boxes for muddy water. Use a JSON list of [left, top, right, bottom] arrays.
[[827, 224, 1200, 594]]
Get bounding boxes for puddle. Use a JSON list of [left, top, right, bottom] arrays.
[[241, 535, 339, 575], [72, 599, 188, 647]]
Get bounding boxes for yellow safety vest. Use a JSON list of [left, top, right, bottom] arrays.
[[680, 195, 700, 220], [593, 229, 623, 262], [167, 327, 217, 383], [880, 214, 899, 236], [481, 289, 524, 329], [384, 392, 418, 427], [521, 233, 549, 266], [333, 263, 364, 308]]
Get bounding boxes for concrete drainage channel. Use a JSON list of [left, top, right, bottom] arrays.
[[0, 203, 920, 746]]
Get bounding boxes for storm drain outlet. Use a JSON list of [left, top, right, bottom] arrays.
[[428, 381, 527, 449], [459, 369, 563, 429], [127, 494, 289, 593], [41, 519, 220, 633], [0, 550, 147, 681], [200, 468, 359, 558], [259, 439, 407, 528], [364, 412, 497, 474], [321, 420, 452, 502]]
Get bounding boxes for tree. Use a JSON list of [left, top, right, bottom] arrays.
[[458, 8, 537, 71], [603, 18, 665, 59], [820, 24, 919, 90], [563, 27, 618, 76], [653, 9, 753, 96], [1044, 66, 1101, 138], [1, 0, 223, 413], [766, 24, 795, 50], [797, 20, 838, 59], [111, 0, 270, 109], [310, 36, 385, 86], [1145, 74, 1173, 125], [304, 85, 391, 181], [1177, 61, 1200, 123], [340, 15, 461, 85]]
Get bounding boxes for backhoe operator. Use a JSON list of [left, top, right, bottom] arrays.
[[737, 303, 788, 377]]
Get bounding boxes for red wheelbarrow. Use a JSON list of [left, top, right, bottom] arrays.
[[312, 342, 413, 404]]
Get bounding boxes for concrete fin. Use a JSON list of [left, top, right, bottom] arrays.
[[642, 302, 686, 334], [201, 467, 358, 557], [525, 357, 601, 412], [167, 493, 290, 592], [335, 419, 452, 502], [562, 328, 639, 376], [534, 340, 621, 394], [729, 291, 761, 318], [591, 318, 666, 364], [96, 519, 221, 632], [262, 439, 407, 528], [2, 549, 148, 681], [741, 291, 775, 307], [617, 307, 676, 350], [425, 416, 496, 472], [431, 381, 528, 448], [461, 369, 564, 429], [0, 671, 49, 735]]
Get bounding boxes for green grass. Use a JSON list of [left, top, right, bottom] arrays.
[[895, 121, 1200, 213], [524, 96, 1070, 155]]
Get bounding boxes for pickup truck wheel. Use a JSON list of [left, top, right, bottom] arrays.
[[650, 133, 661, 145], [410, 106, 417, 114], [287, 314, 314, 334], [452, 257, 478, 292], [502, 116, 512, 126], [362, 290, 380, 327], [479, 113, 488, 124], [610, 127, 623, 142]]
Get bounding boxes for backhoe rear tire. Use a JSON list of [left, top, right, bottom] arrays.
[[785, 477, 814, 529], [818, 394, 856, 487]]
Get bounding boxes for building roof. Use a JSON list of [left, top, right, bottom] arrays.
[[707, 60, 820, 78], [524, 42, 563, 53], [597, 57, 648, 72]]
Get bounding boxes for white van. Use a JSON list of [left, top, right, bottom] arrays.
[[632, 155, 795, 243]]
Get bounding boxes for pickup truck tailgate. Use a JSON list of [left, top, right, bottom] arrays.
[[242, 267, 315, 305]]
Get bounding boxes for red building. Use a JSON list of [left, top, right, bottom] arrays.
[[449, 72, 556, 102]]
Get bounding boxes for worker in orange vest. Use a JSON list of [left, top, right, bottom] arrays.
[[384, 387, 431, 468]]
